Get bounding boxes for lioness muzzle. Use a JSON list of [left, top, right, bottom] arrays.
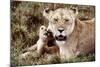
[[55, 35, 67, 41]]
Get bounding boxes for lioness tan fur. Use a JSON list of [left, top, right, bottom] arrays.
[[43, 8, 95, 60]]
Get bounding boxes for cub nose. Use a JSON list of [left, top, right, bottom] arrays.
[[58, 28, 64, 33]]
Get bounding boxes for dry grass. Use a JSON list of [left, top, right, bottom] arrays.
[[10, 1, 95, 66]]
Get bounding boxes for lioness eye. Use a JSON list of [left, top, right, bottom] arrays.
[[54, 18, 58, 22], [65, 19, 69, 22]]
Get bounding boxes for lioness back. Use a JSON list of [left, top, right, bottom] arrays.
[[77, 18, 95, 55]]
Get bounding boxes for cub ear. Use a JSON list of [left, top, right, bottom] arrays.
[[43, 8, 54, 20], [70, 7, 78, 15], [44, 8, 51, 13]]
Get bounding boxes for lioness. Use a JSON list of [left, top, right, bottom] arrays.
[[43, 8, 95, 60]]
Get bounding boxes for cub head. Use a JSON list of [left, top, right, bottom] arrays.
[[43, 8, 78, 41]]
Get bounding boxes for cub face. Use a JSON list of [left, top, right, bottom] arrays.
[[39, 26, 48, 40]]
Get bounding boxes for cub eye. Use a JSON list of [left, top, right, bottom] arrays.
[[41, 27, 43, 30], [54, 18, 58, 22], [65, 19, 69, 22]]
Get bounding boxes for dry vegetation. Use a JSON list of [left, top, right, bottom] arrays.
[[11, 1, 95, 66]]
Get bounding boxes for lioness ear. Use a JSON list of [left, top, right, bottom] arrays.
[[70, 7, 78, 16], [43, 8, 54, 20]]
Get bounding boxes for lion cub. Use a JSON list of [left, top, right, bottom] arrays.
[[37, 25, 48, 55], [21, 25, 59, 56], [19, 26, 47, 59], [37, 26, 59, 55]]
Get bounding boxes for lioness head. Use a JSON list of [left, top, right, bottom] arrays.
[[43, 8, 78, 41]]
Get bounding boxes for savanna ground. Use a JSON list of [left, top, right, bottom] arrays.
[[11, 1, 95, 66]]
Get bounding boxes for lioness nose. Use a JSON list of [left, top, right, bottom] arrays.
[[58, 28, 64, 33]]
